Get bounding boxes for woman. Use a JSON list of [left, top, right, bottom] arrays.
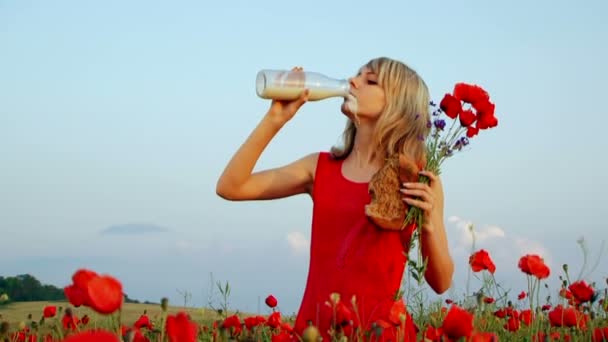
[[216, 57, 454, 341]]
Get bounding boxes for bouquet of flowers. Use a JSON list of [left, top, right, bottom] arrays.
[[405, 83, 499, 283], [405, 82, 499, 227]]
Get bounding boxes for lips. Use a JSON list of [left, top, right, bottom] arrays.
[[344, 94, 358, 115]]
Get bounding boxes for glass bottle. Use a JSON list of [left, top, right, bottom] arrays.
[[256, 69, 350, 101]]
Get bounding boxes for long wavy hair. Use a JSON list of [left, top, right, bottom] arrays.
[[330, 57, 430, 166]]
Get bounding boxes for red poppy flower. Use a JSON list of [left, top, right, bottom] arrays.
[[474, 101, 498, 130], [72, 269, 98, 288], [560, 288, 574, 300], [593, 327, 608, 342], [477, 113, 498, 130], [493, 308, 507, 318], [459, 109, 477, 127], [265, 295, 278, 308], [469, 249, 496, 274], [43, 305, 57, 318], [504, 316, 520, 332], [62, 312, 79, 331], [63, 285, 88, 308], [518, 291, 527, 300], [494, 307, 517, 319], [440, 93, 463, 119], [466, 126, 479, 138], [10, 331, 37, 342], [271, 330, 292, 342], [65, 269, 98, 306], [535, 332, 563, 341], [166, 312, 198, 342], [441, 305, 473, 340], [453, 83, 490, 106], [134, 314, 152, 330], [244, 315, 266, 330], [222, 315, 242, 337], [280, 322, 294, 334], [244, 316, 258, 330], [61, 330, 119, 342], [131, 329, 150, 342], [483, 297, 495, 304], [424, 326, 443, 341], [86, 275, 123, 315], [470, 331, 498, 342], [568, 280, 594, 303], [518, 254, 550, 279], [519, 309, 533, 326], [388, 300, 406, 325], [80, 315, 90, 326], [267, 311, 282, 329], [548, 305, 586, 328]]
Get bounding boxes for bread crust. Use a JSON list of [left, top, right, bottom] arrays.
[[365, 154, 421, 230]]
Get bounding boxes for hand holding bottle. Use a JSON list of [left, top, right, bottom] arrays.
[[265, 67, 310, 126]]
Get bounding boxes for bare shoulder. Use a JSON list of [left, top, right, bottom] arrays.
[[298, 152, 320, 194], [301, 152, 321, 178]]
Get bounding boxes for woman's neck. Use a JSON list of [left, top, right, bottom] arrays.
[[350, 122, 383, 169]]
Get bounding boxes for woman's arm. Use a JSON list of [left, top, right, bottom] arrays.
[[401, 170, 454, 293], [216, 87, 317, 201]]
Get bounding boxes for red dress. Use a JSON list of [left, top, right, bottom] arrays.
[[294, 152, 417, 341]]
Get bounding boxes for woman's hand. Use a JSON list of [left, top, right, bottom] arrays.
[[400, 170, 445, 234], [266, 67, 310, 126]]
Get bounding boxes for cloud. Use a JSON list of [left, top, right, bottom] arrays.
[[286, 231, 309, 255], [513, 237, 550, 259], [100, 223, 169, 235], [449, 216, 506, 248], [446, 215, 554, 291]]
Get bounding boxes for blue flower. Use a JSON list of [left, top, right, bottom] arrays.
[[434, 119, 446, 131]]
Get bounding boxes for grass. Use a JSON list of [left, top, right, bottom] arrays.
[[0, 300, 218, 330]]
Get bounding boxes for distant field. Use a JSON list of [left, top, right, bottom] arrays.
[[0, 301, 222, 330]]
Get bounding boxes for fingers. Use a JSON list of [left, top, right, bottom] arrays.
[[403, 197, 433, 211], [401, 182, 434, 211], [400, 187, 433, 203], [419, 170, 437, 182], [296, 89, 309, 105], [418, 171, 443, 191], [402, 182, 431, 191]]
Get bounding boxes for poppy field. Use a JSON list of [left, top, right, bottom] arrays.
[[1, 246, 607, 342]]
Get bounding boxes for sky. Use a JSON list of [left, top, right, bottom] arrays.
[[1, 0, 607, 315]]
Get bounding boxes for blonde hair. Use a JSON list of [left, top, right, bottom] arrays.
[[330, 57, 430, 166]]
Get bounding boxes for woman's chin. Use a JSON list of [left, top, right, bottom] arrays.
[[341, 103, 354, 118]]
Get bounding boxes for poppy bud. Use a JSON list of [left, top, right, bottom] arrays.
[[265, 295, 278, 308], [330, 293, 340, 304], [302, 323, 320, 342], [562, 264, 569, 273]]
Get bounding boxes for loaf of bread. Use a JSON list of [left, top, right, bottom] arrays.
[[365, 154, 422, 230]]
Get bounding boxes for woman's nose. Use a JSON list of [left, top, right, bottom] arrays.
[[349, 77, 358, 90]]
